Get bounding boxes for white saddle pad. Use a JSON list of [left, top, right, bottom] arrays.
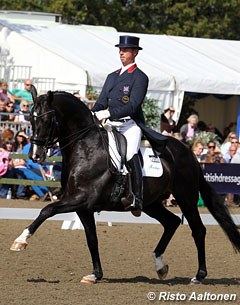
[[108, 130, 163, 177]]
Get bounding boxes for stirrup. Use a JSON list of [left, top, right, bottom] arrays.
[[121, 194, 143, 211]]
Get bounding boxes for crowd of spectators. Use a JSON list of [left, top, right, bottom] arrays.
[[160, 107, 240, 208], [0, 79, 62, 201], [0, 80, 239, 206]]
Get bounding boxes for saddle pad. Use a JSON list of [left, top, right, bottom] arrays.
[[108, 131, 163, 177]]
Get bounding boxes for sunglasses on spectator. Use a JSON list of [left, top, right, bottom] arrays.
[[25, 83, 31, 86], [22, 104, 29, 107], [6, 105, 14, 108], [231, 141, 238, 144], [17, 135, 26, 138], [208, 145, 215, 149]]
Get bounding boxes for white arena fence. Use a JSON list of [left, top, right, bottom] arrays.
[[1, 208, 240, 230]]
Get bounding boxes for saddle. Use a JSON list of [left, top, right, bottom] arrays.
[[111, 127, 127, 171]]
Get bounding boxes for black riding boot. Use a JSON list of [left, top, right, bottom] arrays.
[[121, 154, 143, 211]]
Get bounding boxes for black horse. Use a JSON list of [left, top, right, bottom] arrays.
[[10, 91, 240, 284]]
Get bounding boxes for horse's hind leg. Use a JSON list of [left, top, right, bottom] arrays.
[[10, 199, 84, 251], [176, 193, 207, 283], [144, 201, 181, 279]]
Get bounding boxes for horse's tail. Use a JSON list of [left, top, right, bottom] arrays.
[[199, 168, 240, 252]]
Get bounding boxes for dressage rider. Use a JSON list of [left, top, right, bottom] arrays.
[[92, 35, 148, 212]]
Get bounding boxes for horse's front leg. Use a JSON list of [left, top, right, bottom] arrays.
[[10, 199, 83, 251], [76, 210, 103, 284]]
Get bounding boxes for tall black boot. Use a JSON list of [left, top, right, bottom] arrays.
[[121, 154, 143, 210]]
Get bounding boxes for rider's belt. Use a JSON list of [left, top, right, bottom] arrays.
[[111, 118, 131, 123]]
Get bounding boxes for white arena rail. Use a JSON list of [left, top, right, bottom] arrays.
[[1, 208, 240, 230]]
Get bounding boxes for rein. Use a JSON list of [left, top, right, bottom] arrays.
[[31, 103, 119, 174]]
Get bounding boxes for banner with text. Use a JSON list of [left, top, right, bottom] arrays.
[[202, 163, 240, 194]]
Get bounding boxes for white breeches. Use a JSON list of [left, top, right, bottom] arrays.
[[107, 119, 142, 161]]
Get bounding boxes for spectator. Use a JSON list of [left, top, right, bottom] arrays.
[[180, 114, 199, 144], [0, 139, 15, 198], [3, 100, 15, 121], [12, 156, 49, 200], [10, 137, 49, 200], [223, 143, 237, 163], [0, 98, 7, 120], [1, 128, 14, 143], [14, 100, 31, 123], [192, 139, 204, 162], [0, 81, 15, 103], [224, 144, 239, 207], [220, 131, 237, 155], [1, 137, 14, 152], [201, 141, 224, 164], [207, 123, 224, 143], [230, 139, 240, 164], [160, 106, 176, 135], [12, 79, 33, 110], [12, 130, 29, 153], [197, 120, 208, 132]]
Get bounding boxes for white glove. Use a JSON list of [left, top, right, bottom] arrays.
[[95, 110, 110, 121]]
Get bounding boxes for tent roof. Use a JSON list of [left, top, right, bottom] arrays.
[[1, 15, 240, 95]]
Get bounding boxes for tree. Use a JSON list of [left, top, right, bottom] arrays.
[[1, 1, 240, 40]]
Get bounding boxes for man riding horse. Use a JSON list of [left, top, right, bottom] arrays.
[[93, 35, 167, 214]]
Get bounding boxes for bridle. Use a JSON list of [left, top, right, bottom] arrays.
[[30, 107, 96, 157], [30, 109, 59, 153]]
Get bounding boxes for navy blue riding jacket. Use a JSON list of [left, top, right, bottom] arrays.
[[92, 64, 148, 124], [93, 64, 168, 151]]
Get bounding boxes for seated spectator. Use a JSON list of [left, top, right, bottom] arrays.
[[11, 139, 49, 200], [223, 143, 237, 163], [0, 81, 15, 103], [223, 144, 240, 207], [14, 100, 31, 123], [12, 79, 33, 111], [2, 137, 14, 152], [1, 128, 14, 143], [220, 131, 237, 155], [3, 100, 15, 121], [0, 140, 15, 198], [230, 139, 240, 164], [0, 98, 7, 120], [201, 141, 224, 164], [207, 123, 224, 143], [192, 139, 204, 162], [12, 158, 49, 200], [180, 114, 199, 144], [197, 120, 208, 132], [22, 142, 49, 176], [12, 130, 29, 153], [160, 106, 176, 135]]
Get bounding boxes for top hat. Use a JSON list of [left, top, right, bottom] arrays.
[[115, 35, 142, 50]]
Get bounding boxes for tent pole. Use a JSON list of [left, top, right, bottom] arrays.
[[237, 96, 240, 140]]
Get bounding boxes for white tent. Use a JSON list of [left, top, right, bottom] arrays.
[[0, 11, 240, 132]]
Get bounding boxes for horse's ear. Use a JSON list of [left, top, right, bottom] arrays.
[[30, 84, 38, 103], [47, 90, 53, 106]]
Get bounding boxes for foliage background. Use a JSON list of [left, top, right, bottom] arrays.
[[1, 1, 240, 40], [1, 1, 239, 130]]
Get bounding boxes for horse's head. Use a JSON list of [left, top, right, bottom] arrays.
[[29, 91, 59, 163]]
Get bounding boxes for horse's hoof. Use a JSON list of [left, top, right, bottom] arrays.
[[80, 274, 97, 284], [10, 241, 27, 251], [131, 210, 141, 217], [157, 264, 169, 280], [190, 276, 202, 284]]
